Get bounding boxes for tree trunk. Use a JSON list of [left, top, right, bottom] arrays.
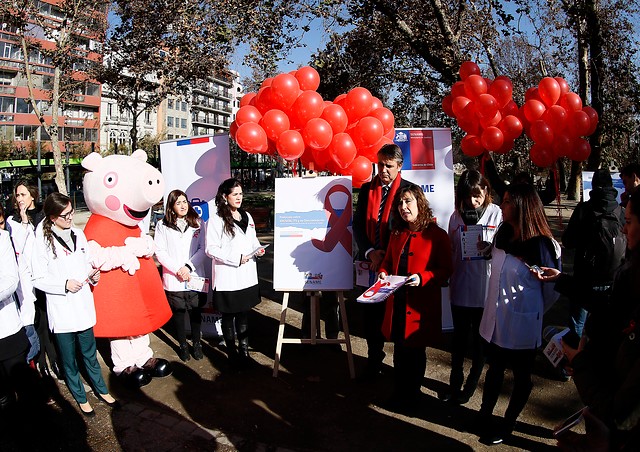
[[586, 0, 603, 170], [130, 90, 139, 154], [51, 66, 67, 195]]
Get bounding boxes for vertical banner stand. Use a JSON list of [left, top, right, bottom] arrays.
[[272, 290, 355, 379]]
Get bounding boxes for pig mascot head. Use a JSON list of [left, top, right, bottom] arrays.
[[82, 149, 165, 226]]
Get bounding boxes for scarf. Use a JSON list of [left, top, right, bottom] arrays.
[[366, 174, 402, 247]]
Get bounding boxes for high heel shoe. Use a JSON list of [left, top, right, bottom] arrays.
[[77, 401, 95, 417], [96, 393, 121, 410]]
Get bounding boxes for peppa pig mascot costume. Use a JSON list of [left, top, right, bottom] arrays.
[[82, 150, 172, 388]]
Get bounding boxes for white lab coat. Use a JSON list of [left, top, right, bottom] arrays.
[[0, 230, 21, 340], [205, 212, 261, 291], [154, 219, 208, 292], [480, 237, 561, 350], [31, 224, 97, 334], [448, 203, 503, 308]]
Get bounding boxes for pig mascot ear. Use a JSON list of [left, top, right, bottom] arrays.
[[131, 149, 148, 162], [82, 152, 102, 172]]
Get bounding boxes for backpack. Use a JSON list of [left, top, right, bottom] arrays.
[[575, 205, 626, 285]]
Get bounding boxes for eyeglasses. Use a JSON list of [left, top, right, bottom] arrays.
[[59, 209, 75, 221]]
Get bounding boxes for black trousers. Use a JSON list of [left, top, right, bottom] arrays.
[[393, 344, 427, 400], [449, 305, 486, 396], [363, 301, 387, 365], [480, 342, 536, 425]]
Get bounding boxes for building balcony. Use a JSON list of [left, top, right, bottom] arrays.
[[0, 86, 16, 95]]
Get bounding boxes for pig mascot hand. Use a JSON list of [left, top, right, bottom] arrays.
[[82, 150, 173, 388]]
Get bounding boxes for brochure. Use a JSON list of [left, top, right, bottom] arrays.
[[357, 275, 410, 304], [185, 276, 210, 293], [355, 260, 377, 288], [247, 243, 269, 258], [543, 327, 569, 367]]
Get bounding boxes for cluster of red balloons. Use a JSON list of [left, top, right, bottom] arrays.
[[442, 61, 522, 158], [230, 66, 395, 187], [521, 77, 597, 167]]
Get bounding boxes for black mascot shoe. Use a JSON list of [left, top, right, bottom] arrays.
[[143, 358, 172, 378], [119, 366, 151, 388]]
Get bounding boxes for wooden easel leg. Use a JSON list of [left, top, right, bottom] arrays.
[[273, 292, 290, 377], [310, 291, 320, 344], [338, 291, 355, 379]]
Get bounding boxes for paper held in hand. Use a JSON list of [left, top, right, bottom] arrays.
[[543, 327, 569, 367], [247, 244, 269, 258], [185, 276, 210, 293], [357, 275, 411, 304]]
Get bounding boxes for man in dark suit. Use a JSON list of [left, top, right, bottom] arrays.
[[353, 143, 412, 379]]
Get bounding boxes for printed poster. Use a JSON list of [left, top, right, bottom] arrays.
[[274, 176, 353, 291], [582, 170, 624, 203]]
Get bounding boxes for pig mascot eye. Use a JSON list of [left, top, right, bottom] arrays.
[[104, 172, 118, 188]]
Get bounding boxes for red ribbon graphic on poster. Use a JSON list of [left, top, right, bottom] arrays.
[[361, 279, 391, 299], [311, 184, 352, 254]]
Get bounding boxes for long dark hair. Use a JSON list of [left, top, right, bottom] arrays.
[[12, 180, 39, 222], [391, 184, 434, 232], [42, 193, 71, 259], [455, 169, 492, 213], [162, 189, 200, 230], [497, 183, 552, 245], [215, 178, 242, 237]]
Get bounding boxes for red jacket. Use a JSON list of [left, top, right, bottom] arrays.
[[379, 223, 452, 347]]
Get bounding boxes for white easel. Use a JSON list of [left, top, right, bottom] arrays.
[[272, 290, 355, 378]]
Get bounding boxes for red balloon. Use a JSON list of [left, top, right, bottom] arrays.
[[552, 133, 573, 159], [291, 90, 325, 127], [334, 93, 347, 107], [384, 128, 395, 140], [523, 99, 546, 123], [525, 87, 541, 102], [236, 122, 268, 154], [359, 137, 394, 162], [348, 156, 373, 185], [344, 87, 373, 123], [451, 81, 467, 98], [501, 100, 519, 117], [299, 148, 315, 170], [260, 77, 273, 88], [459, 61, 481, 80], [499, 115, 523, 141], [530, 120, 555, 147], [255, 86, 274, 114], [235, 105, 262, 126], [464, 75, 488, 100], [458, 101, 478, 123], [369, 108, 395, 135], [488, 78, 513, 108], [582, 106, 599, 136], [479, 110, 502, 129], [494, 138, 514, 155], [457, 116, 481, 136], [295, 66, 320, 91], [442, 95, 455, 118], [568, 110, 592, 137], [229, 121, 238, 140], [481, 127, 504, 152], [259, 109, 290, 142], [270, 73, 300, 110], [476, 94, 499, 120], [559, 92, 583, 112], [568, 138, 591, 162], [240, 92, 257, 107], [276, 130, 305, 160], [370, 97, 384, 111], [329, 133, 357, 168], [312, 147, 330, 171], [530, 144, 555, 167], [302, 118, 333, 151], [538, 77, 561, 107], [461, 134, 484, 157], [320, 103, 348, 134], [452, 96, 472, 117], [541, 105, 568, 133], [353, 116, 384, 147], [554, 77, 570, 95]]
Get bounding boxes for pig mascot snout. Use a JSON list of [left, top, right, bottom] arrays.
[[82, 150, 173, 388]]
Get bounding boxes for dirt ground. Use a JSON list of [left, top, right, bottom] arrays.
[[0, 197, 585, 451]]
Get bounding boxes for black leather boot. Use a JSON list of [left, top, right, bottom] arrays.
[[192, 341, 204, 360], [221, 319, 238, 367]]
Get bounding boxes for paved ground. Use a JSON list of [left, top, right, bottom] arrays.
[[1, 196, 584, 451]]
